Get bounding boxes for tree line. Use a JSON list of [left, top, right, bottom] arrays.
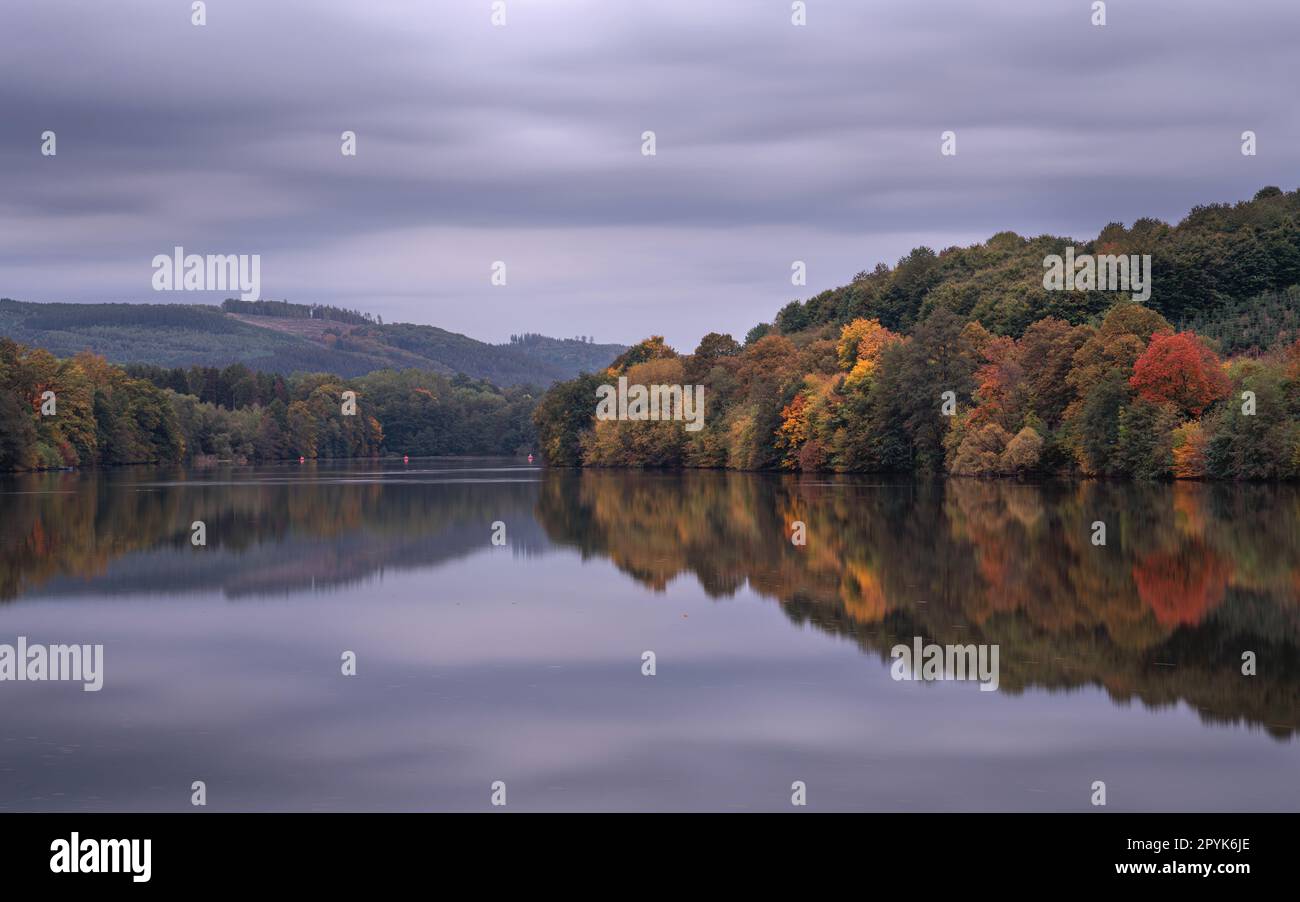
[[534, 304, 1300, 479], [0, 339, 537, 470], [534, 186, 1300, 480], [221, 298, 380, 325], [509, 333, 596, 344]]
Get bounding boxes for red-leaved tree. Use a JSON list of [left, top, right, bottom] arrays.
[[1128, 331, 1229, 417]]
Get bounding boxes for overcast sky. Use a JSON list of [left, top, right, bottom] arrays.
[[1, 0, 1297, 349]]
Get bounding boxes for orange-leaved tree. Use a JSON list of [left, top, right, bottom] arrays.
[[1128, 331, 1229, 417], [836, 318, 901, 388]]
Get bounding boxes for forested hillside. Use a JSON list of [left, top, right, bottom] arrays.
[[536, 186, 1300, 480], [761, 186, 1300, 340], [0, 298, 624, 387]]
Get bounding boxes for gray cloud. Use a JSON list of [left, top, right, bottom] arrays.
[[1, 0, 1297, 348]]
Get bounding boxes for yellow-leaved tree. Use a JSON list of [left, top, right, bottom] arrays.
[[836, 318, 901, 387]]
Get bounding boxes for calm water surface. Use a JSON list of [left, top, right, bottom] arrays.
[[1, 459, 1296, 811]]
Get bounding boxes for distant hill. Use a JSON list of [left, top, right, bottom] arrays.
[[0, 299, 625, 386]]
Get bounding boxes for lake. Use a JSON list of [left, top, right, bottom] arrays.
[[1, 459, 1296, 811]]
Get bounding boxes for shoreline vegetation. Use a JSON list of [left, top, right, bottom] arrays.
[[0, 342, 537, 472], [534, 187, 1300, 481], [3, 187, 1298, 480]]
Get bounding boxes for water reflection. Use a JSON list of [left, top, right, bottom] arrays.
[[0, 463, 548, 601], [2, 463, 1297, 742], [537, 472, 1300, 740]]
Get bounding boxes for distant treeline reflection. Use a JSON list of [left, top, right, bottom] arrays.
[[0, 467, 545, 601], [1, 468, 1295, 737]]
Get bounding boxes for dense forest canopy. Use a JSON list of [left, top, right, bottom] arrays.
[[0, 339, 536, 470], [765, 186, 1300, 339], [536, 186, 1300, 480]]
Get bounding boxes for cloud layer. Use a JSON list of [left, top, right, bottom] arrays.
[[1, 0, 1297, 348]]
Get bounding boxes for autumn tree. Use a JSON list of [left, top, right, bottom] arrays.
[[1129, 331, 1230, 417], [836, 318, 901, 387], [1000, 426, 1044, 475], [685, 332, 740, 382], [609, 336, 676, 373], [1172, 421, 1207, 478]]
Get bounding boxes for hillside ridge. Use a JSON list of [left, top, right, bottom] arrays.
[[0, 298, 625, 387]]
